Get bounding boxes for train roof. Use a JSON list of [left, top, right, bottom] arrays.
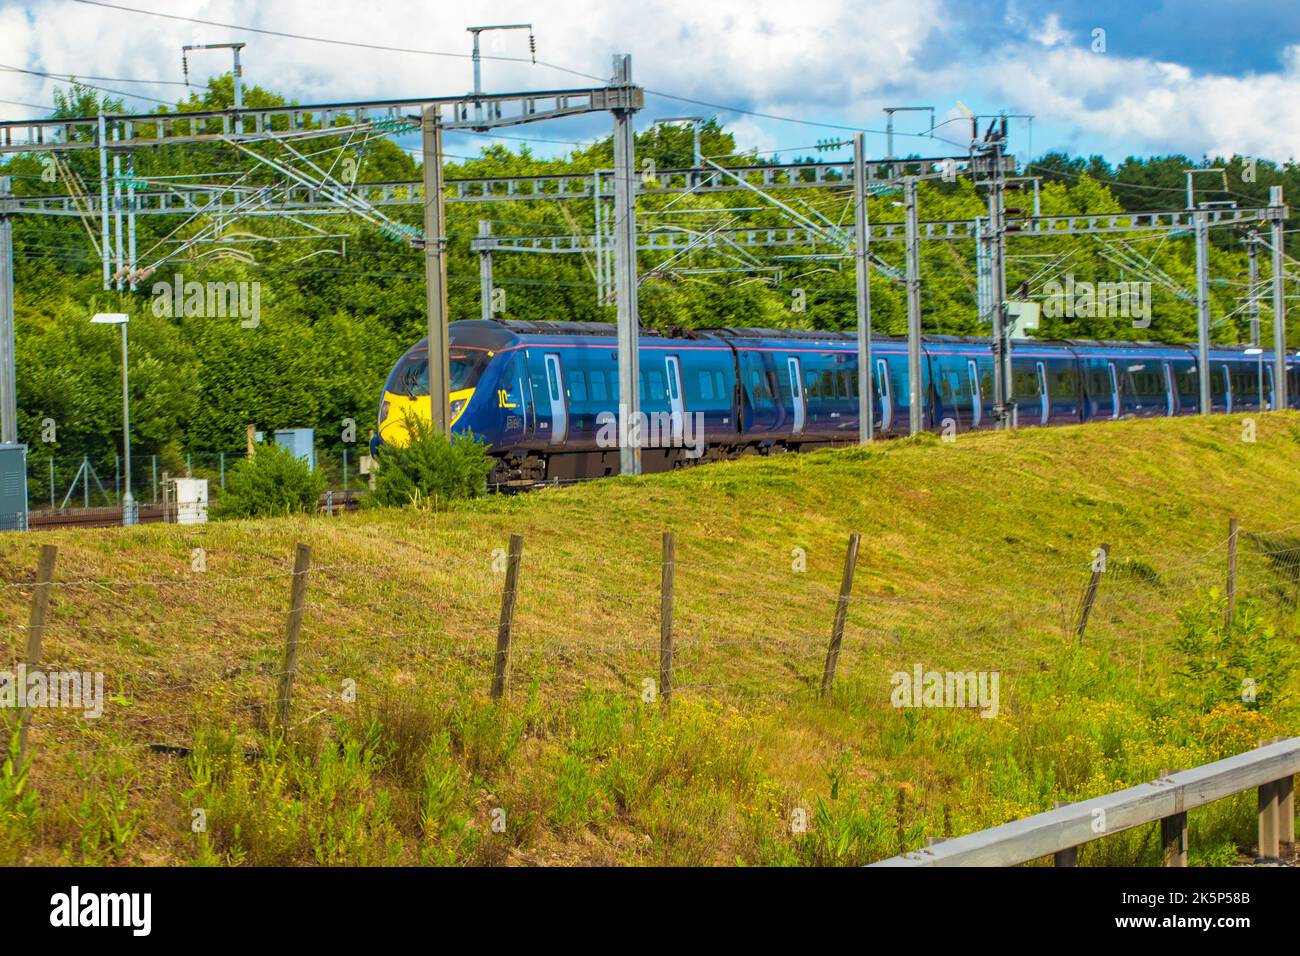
[[445, 320, 1290, 358]]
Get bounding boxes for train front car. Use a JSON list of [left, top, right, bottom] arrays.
[[373, 320, 517, 456]]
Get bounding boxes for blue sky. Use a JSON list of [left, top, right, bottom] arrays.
[[1, 0, 1298, 166]]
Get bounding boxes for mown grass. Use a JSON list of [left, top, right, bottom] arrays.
[[1, 412, 1299, 866]]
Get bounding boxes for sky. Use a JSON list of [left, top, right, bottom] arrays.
[[1, 0, 1298, 168]]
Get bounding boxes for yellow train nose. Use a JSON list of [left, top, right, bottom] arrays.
[[377, 389, 474, 446]]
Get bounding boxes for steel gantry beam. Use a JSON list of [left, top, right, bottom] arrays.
[[0, 74, 648, 458], [0, 87, 643, 154], [470, 206, 1284, 254], [7, 155, 1016, 217]]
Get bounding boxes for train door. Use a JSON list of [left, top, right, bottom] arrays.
[[1163, 363, 1175, 416], [543, 353, 567, 445], [1267, 365, 1276, 411], [876, 358, 892, 432], [665, 354, 685, 444], [968, 360, 982, 428], [1107, 362, 1120, 419], [1035, 361, 1049, 425], [787, 357, 806, 436], [1222, 366, 1233, 415], [503, 352, 534, 442]]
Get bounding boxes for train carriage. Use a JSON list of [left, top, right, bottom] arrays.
[[373, 319, 1299, 487]]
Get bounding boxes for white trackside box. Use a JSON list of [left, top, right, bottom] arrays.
[[173, 477, 208, 524]]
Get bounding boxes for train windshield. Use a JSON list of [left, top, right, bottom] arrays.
[[385, 349, 489, 396]]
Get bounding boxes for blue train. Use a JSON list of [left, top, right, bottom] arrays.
[[374, 319, 1300, 485]]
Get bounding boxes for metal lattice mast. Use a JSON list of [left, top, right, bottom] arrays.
[[903, 176, 923, 435], [1271, 185, 1289, 409], [421, 106, 451, 437], [0, 175, 14, 444], [1193, 210, 1212, 413], [853, 133, 873, 444], [478, 220, 494, 322], [611, 54, 642, 476]]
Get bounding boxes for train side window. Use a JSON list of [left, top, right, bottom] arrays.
[[529, 363, 550, 409], [505, 353, 529, 417], [698, 370, 715, 401], [569, 369, 587, 403], [776, 363, 793, 399], [1050, 367, 1076, 400], [546, 359, 561, 401], [647, 368, 666, 402]]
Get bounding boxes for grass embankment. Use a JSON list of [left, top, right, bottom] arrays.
[[2, 413, 1299, 866]]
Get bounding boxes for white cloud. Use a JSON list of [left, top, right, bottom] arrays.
[[984, 43, 1300, 161], [1030, 13, 1071, 48], [1, 0, 1299, 163]]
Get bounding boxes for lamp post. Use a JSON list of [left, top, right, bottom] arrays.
[[91, 312, 135, 526]]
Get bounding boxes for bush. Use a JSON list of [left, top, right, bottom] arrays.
[[213, 441, 327, 519], [1173, 590, 1294, 713], [371, 413, 493, 508]]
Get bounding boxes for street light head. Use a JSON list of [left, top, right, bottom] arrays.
[[90, 313, 129, 325]]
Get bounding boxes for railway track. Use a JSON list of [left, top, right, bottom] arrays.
[[25, 490, 363, 530]]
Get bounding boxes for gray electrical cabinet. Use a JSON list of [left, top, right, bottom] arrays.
[[0, 444, 29, 532], [273, 428, 316, 472]]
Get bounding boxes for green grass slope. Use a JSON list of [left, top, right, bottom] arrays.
[[2, 413, 1299, 866]]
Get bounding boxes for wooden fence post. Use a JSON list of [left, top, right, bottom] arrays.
[[1258, 780, 1279, 861], [659, 532, 675, 712], [1053, 801, 1078, 867], [16, 545, 57, 768], [1160, 813, 1188, 867], [1278, 773, 1295, 852], [1268, 736, 1294, 855], [820, 533, 861, 702], [1158, 770, 1188, 867], [1075, 543, 1108, 642], [275, 543, 312, 735], [491, 534, 524, 701], [1257, 739, 1281, 861], [1225, 517, 1239, 630]]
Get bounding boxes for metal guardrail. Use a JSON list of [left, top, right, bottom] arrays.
[[874, 737, 1299, 867]]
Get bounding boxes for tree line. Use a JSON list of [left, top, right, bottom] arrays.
[[0, 78, 1294, 471]]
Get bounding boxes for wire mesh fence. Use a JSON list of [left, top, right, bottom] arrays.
[[23, 445, 368, 512], [3, 513, 1296, 759]]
